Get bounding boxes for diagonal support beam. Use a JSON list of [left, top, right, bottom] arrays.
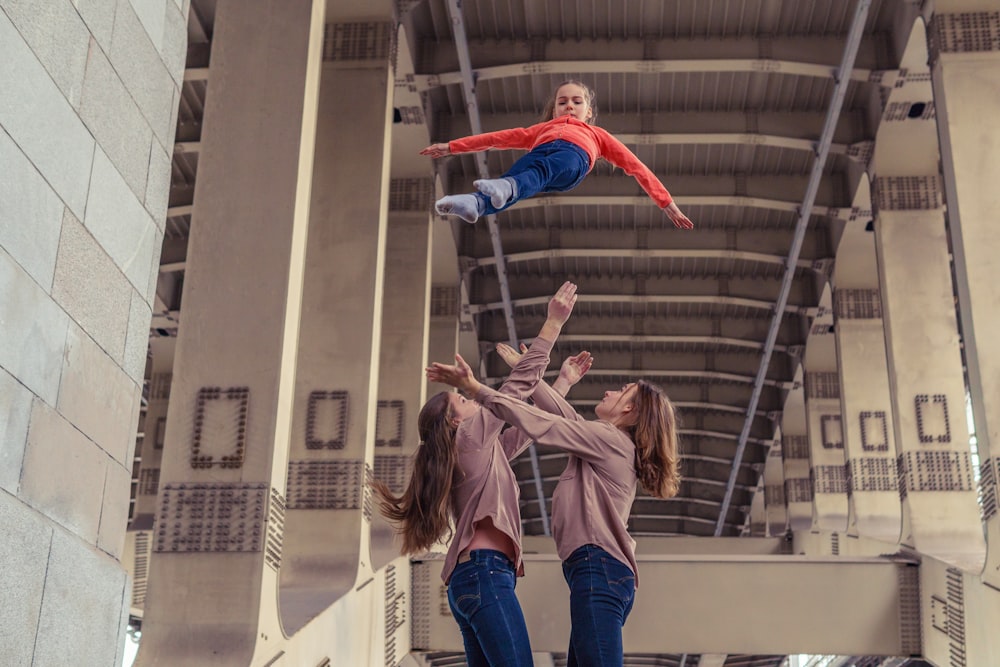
[[443, 0, 551, 535], [714, 0, 873, 536]]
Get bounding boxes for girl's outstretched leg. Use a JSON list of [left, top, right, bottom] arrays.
[[435, 194, 485, 224], [473, 177, 517, 209]]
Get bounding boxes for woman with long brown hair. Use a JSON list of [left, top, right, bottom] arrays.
[[428, 347, 680, 667], [374, 281, 584, 667]]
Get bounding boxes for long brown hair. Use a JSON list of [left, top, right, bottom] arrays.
[[372, 392, 459, 554], [625, 380, 680, 498], [540, 79, 598, 124]]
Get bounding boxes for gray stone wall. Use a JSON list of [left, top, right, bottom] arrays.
[[0, 1, 187, 664]]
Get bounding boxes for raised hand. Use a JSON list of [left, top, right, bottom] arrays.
[[547, 281, 578, 326], [419, 143, 451, 158], [495, 342, 528, 369], [559, 351, 593, 387], [426, 354, 480, 395], [663, 201, 694, 229]]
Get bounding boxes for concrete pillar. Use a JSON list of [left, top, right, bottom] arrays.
[[781, 370, 813, 531], [803, 287, 849, 532], [870, 17, 984, 571], [277, 14, 396, 634], [762, 433, 789, 537], [834, 179, 902, 543], [0, 0, 186, 664], [875, 179, 984, 568], [919, 554, 1000, 667], [132, 338, 176, 529], [135, 0, 325, 664], [126, 337, 175, 621], [371, 180, 434, 570], [929, 6, 1000, 589]]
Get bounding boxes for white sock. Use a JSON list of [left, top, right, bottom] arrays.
[[434, 194, 482, 224], [474, 177, 516, 209]]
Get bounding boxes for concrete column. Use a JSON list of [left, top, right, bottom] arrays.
[[834, 180, 902, 543], [126, 337, 175, 622], [929, 6, 1000, 589], [781, 371, 812, 531], [132, 338, 176, 529], [870, 17, 984, 571], [919, 554, 1000, 667], [803, 287, 849, 532], [875, 186, 983, 568], [0, 0, 186, 664], [135, 0, 325, 664], [762, 434, 788, 537], [278, 16, 396, 634], [371, 180, 434, 571]]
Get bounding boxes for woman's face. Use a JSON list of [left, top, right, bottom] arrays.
[[595, 382, 637, 422], [447, 392, 480, 422]]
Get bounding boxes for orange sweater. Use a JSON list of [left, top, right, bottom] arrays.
[[448, 115, 674, 207]]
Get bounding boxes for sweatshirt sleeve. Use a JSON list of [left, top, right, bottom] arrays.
[[475, 384, 631, 463], [595, 128, 673, 208], [496, 336, 552, 400], [448, 124, 544, 154], [530, 380, 584, 422]]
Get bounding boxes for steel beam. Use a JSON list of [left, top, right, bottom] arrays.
[[443, 0, 550, 535], [412, 553, 917, 656], [715, 0, 872, 536]]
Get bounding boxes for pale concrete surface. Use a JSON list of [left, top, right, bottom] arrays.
[[21, 399, 108, 543], [80, 44, 153, 198], [53, 210, 133, 362], [0, 125, 65, 289], [58, 323, 139, 464], [0, 249, 70, 404], [0, 7, 94, 217]]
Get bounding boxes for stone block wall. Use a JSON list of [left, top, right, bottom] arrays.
[[0, 1, 187, 664]]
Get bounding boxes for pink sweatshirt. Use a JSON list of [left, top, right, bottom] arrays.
[[440, 337, 554, 584], [474, 379, 641, 586], [448, 116, 675, 208]]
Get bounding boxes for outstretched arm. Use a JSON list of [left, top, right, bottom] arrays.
[[427, 281, 578, 396], [662, 201, 694, 229], [419, 143, 451, 158], [496, 343, 592, 398]]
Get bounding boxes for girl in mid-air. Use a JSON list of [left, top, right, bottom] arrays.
[[420, 79, 694, 229]]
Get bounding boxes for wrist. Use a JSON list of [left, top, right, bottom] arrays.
[[537, 319, 564, 342]]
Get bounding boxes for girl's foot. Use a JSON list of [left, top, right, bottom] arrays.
[[435, 194, 483, 224], [474, 177, 516, 209]]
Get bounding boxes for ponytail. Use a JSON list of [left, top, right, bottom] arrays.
[[373, 392, 459, 554]]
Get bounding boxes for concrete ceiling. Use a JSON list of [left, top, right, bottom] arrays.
[[158, 1, 931, 665]]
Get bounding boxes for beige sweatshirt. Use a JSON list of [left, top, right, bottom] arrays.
[[440, 337, 553, 584], [475, 379, 640, 585]]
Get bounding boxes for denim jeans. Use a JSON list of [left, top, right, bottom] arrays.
[[477, 139, 591, 216], [447, 549, 534, 667], [561, 544, 637, 667]]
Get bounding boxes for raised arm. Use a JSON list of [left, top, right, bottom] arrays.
[[429, 282, 577, 395], [596, 130, 694, 229]]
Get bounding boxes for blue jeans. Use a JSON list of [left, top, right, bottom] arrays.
[[477, 139, 591, 216], [447, 549, 534, 667], [561, 544, 636, 667]]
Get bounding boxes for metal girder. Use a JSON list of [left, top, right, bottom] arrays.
[[467, 249, 825, 272], [454, 193, 861, 220], [443, 0, 550, 535], [469, 294, 815, 317], [415, 59, 874, 90], [412, 553, 918, 655], [714, 0, 873, 536]]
